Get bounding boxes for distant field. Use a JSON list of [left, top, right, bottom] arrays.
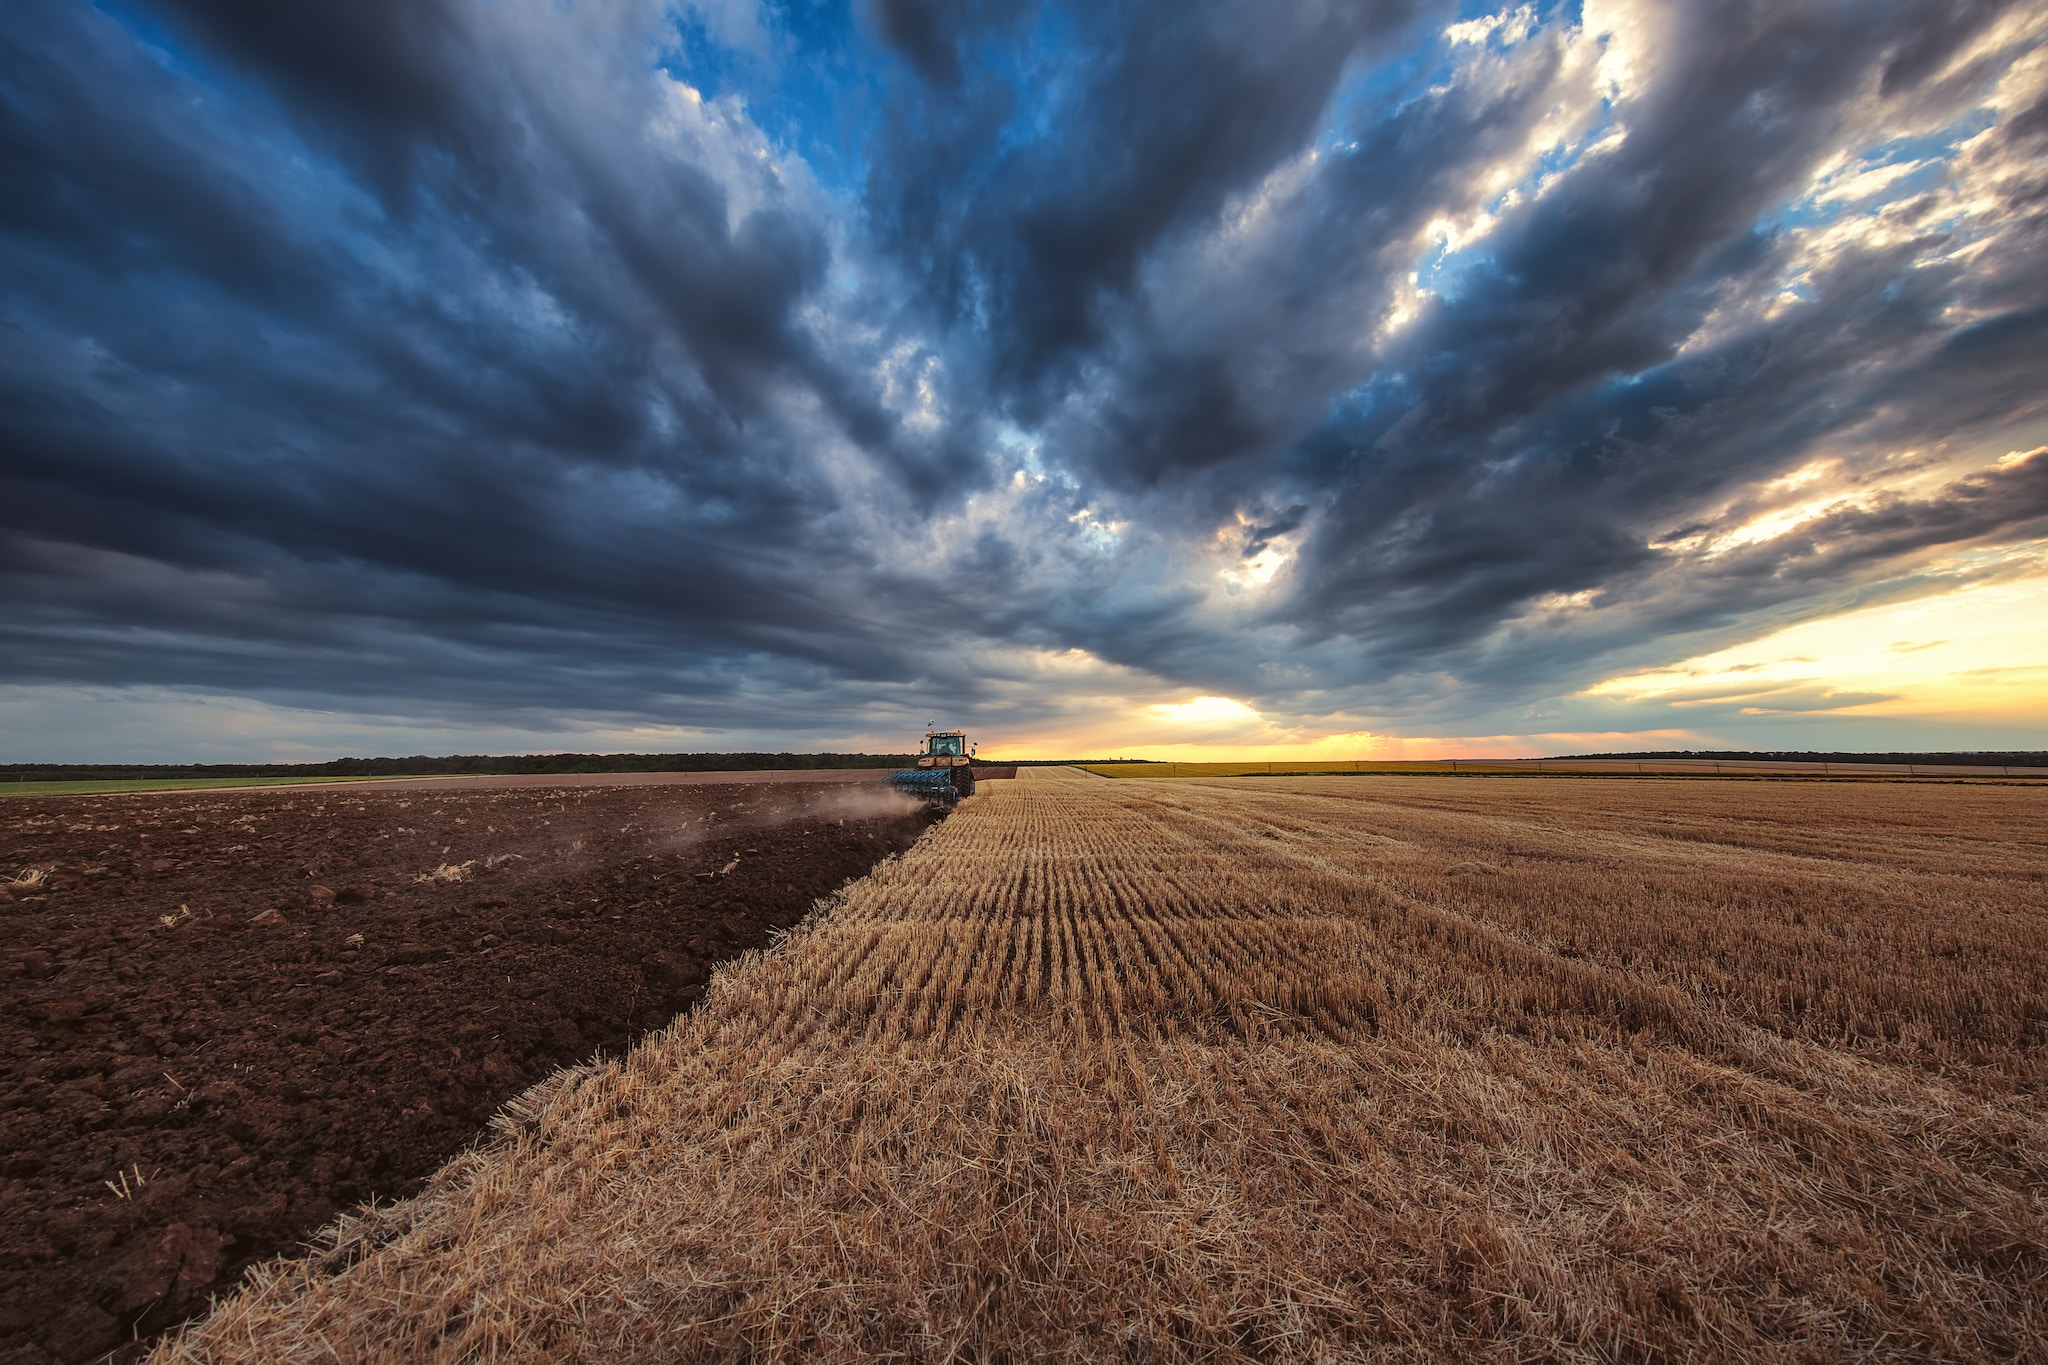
[[163, 769, 2048, 1361], [1082, 756, 2048, 778], [0, 775, 446, 798], [15, 758, 2039, 797]]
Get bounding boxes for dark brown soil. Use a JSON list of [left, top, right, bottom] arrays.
[[0, 778, 948, 1364]]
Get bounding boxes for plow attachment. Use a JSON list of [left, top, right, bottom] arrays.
[[888, 768, 967, 807]]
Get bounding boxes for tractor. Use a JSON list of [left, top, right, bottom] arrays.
[[887, 729, 977, 807]]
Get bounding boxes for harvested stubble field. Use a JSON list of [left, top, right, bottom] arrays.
[[156, 769, 2047, 1362]]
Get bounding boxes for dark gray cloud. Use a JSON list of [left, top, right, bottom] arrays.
[[5, 0, 922, 736], [867, 0, 1435, 406], [145, 0, 478, 184], [2, 0, 2046, 754], [867, 0, 978, 86]]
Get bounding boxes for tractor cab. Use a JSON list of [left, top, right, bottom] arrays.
[[918, 730, 973, 766], [889, 729, 979, 805]]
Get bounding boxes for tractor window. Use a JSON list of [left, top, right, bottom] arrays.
[[929, 734, 963, 756]]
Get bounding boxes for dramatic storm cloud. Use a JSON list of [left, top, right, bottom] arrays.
[[4, 0, 2046, 758]]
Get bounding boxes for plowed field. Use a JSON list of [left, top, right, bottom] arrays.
[[0, 778, 943, 1364], [87, 772, 2048, 1358]]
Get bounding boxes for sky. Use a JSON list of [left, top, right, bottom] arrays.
[[3, 0, 2047, 762]]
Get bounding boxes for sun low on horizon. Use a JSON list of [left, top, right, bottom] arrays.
[[4, 1, 2047, 764]]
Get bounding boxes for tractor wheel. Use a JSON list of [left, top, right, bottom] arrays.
[[952, 765, 976, 799]]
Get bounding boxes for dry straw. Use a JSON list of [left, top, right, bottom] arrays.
[[157, 770, 2048, 1361]]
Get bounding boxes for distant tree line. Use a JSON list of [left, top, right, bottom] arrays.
[[1556, 750, 2048, 766], [0, 752, 925, 782]]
